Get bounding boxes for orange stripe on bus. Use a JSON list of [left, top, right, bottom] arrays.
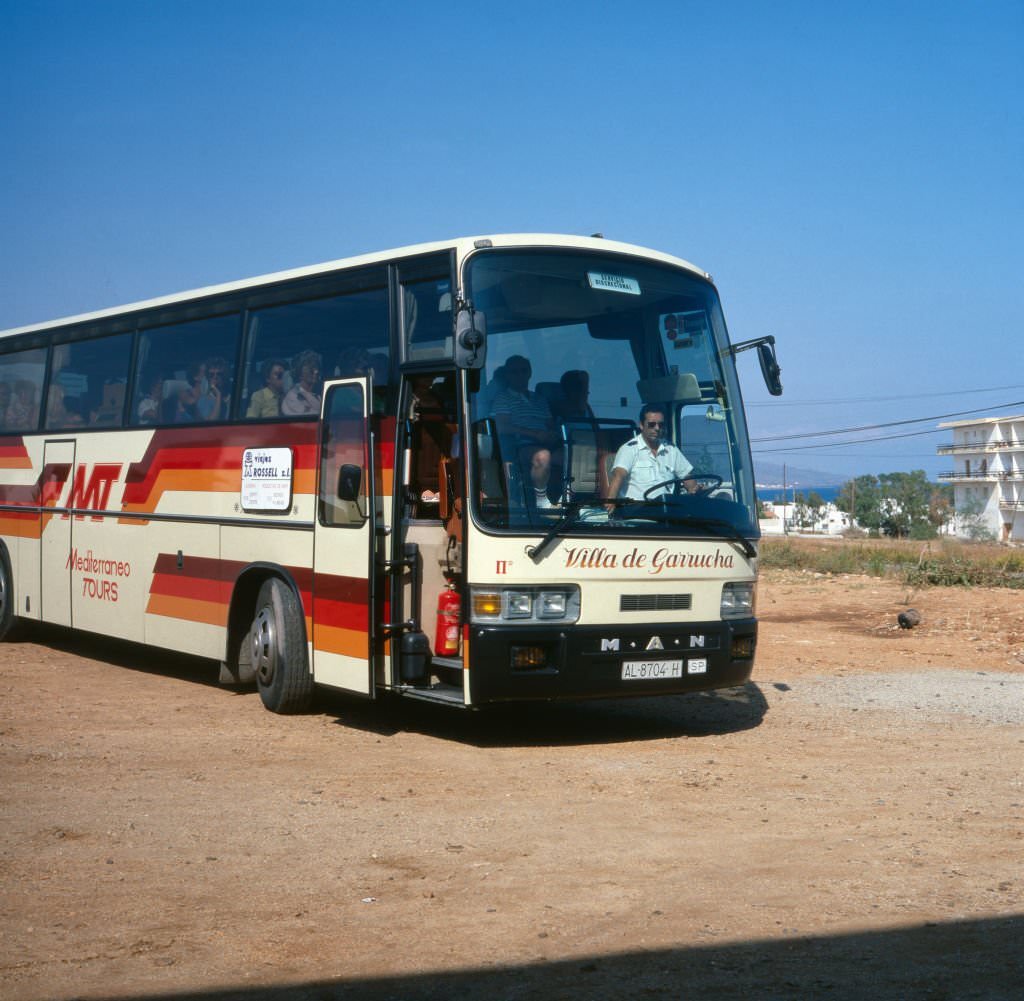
[[145, 593, 228, 627], [0, 514, 40, 538], [313, 622, 367, 658]]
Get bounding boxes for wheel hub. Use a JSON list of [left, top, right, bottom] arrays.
[[251, 606, 277, 686]]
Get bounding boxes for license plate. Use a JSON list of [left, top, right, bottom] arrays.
[[688, 658, 708, 674], [622, 659, 683, 680]]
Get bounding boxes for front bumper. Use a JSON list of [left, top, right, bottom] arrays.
[[466, 617, 756, 704]]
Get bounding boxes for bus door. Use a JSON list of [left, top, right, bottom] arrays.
[[40, 439, 75, 627], [312, 378, 377, 697]]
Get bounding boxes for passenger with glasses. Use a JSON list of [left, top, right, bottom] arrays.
[[604, 403, 695, 511]]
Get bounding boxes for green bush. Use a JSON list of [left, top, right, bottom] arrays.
[[760, 537, 1024, 589]]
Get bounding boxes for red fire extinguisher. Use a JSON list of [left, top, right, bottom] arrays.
[[435, 585, 461, 656]]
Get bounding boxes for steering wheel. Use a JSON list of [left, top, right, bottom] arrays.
[[642, 472, 724, 500]]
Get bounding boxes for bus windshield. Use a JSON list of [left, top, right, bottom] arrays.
[[464, 249, 758, 539]]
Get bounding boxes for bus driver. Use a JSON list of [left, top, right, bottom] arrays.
[[604, 404, 696, 511]]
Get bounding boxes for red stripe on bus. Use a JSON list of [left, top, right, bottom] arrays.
[[149, 571, 228, 604], [313, 596, 370, 631]]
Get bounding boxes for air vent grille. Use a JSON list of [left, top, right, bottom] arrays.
[[620, 594, 693, 612]]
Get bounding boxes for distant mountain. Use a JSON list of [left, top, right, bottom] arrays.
[[753, 461, 848, 490]]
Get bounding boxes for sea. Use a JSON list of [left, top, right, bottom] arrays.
[[756, 485, 842, 505]]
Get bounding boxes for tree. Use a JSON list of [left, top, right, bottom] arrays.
[[837, 471, 940, 538], [956, 494, 996, 542], [928, 484, 955, 534], [836, 475, 882, 532], [877, 471, 934, 538], [792, 490, 826, 531]]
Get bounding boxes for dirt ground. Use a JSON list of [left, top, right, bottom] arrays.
[[2, 570, 1023, 1001]]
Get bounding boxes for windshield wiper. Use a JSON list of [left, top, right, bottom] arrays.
[[527, 500, 586, 562]]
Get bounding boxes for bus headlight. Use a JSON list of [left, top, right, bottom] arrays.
[[470, 586, 580, 624], [721, 581, 756, 619], [537, 591, 567, 618], [504, 592, 533, 618]]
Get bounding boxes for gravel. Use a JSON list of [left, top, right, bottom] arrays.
[[780, 670, 1024, 726]]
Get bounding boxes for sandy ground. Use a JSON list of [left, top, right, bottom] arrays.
[[2, 569, 1023, 1001]]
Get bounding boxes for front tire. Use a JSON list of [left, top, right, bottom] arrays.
[[250, 578, 313, 714]]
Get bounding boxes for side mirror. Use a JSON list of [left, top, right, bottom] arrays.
[[757, 342, 783, 396], [454, 301, 487, 370], [337, 463, 362, 502]]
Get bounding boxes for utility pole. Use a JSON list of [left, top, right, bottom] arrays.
[[783, 463, 788, 535]]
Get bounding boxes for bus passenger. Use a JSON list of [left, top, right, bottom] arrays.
[[491, 354, 557, 509], [6, 380, 38, 429], [476, 364, 507, 414], [246, 358, 286, 419], [336, 347, 375, 379], [281, 350, 322, 415], [604, 404, 695, 510], [196, 356, 229, 420], [137, 374, 163, 424], [174, 364, 204, 422], [551, 369, 595, 422]]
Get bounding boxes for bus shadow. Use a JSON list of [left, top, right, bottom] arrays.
[[91, 914, 1024, 1001], [323, 682, 768, 747], [10, 622, 767, 746], [10, 621, 221, 688]]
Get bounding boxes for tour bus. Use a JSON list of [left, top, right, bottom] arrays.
[[0, 234, 782, 712]]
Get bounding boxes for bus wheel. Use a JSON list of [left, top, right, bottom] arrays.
[[250, 578, 313, 714], [0, 549, 19, 642]]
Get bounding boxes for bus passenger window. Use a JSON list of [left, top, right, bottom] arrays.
[[239, 283, 389, 422], [45, 333, 131, 430], [0, 349, 48, 432], [131, 314, 240, 426]]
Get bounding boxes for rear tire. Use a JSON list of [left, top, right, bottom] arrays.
[[250, 578, 313, 714], [0, 548, 20, 642]]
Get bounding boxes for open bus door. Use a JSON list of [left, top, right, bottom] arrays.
[[312, 378, 377, 697]]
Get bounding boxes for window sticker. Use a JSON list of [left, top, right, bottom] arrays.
[[587, 272, 641, 295], [661, 309, 709, 348], [241, 447, 293, 512]]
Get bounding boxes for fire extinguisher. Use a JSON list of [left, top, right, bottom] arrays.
[[435, 585, 461, 656]]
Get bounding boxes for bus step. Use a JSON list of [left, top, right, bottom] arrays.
[[393, 684, 467, 707]]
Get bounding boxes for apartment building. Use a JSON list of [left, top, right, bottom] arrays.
[[937, 413, 1024, 543]]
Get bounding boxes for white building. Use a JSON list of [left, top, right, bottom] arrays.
[[937, 414, 1024, 543], [758, 501, 852, 536]]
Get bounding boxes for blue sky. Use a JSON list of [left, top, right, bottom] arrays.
[[2, 0, 1021, 481]]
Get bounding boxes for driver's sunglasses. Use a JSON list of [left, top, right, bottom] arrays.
[[645, 420, 665, 428]]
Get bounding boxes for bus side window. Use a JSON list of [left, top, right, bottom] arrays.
[[132, 315, 240, 426], [46, 333, 131, 430], [319, 383, 368, 527], [240, 283, 389, 422]]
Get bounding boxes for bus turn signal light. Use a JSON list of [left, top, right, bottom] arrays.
[[472, 592, 502, 618]]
